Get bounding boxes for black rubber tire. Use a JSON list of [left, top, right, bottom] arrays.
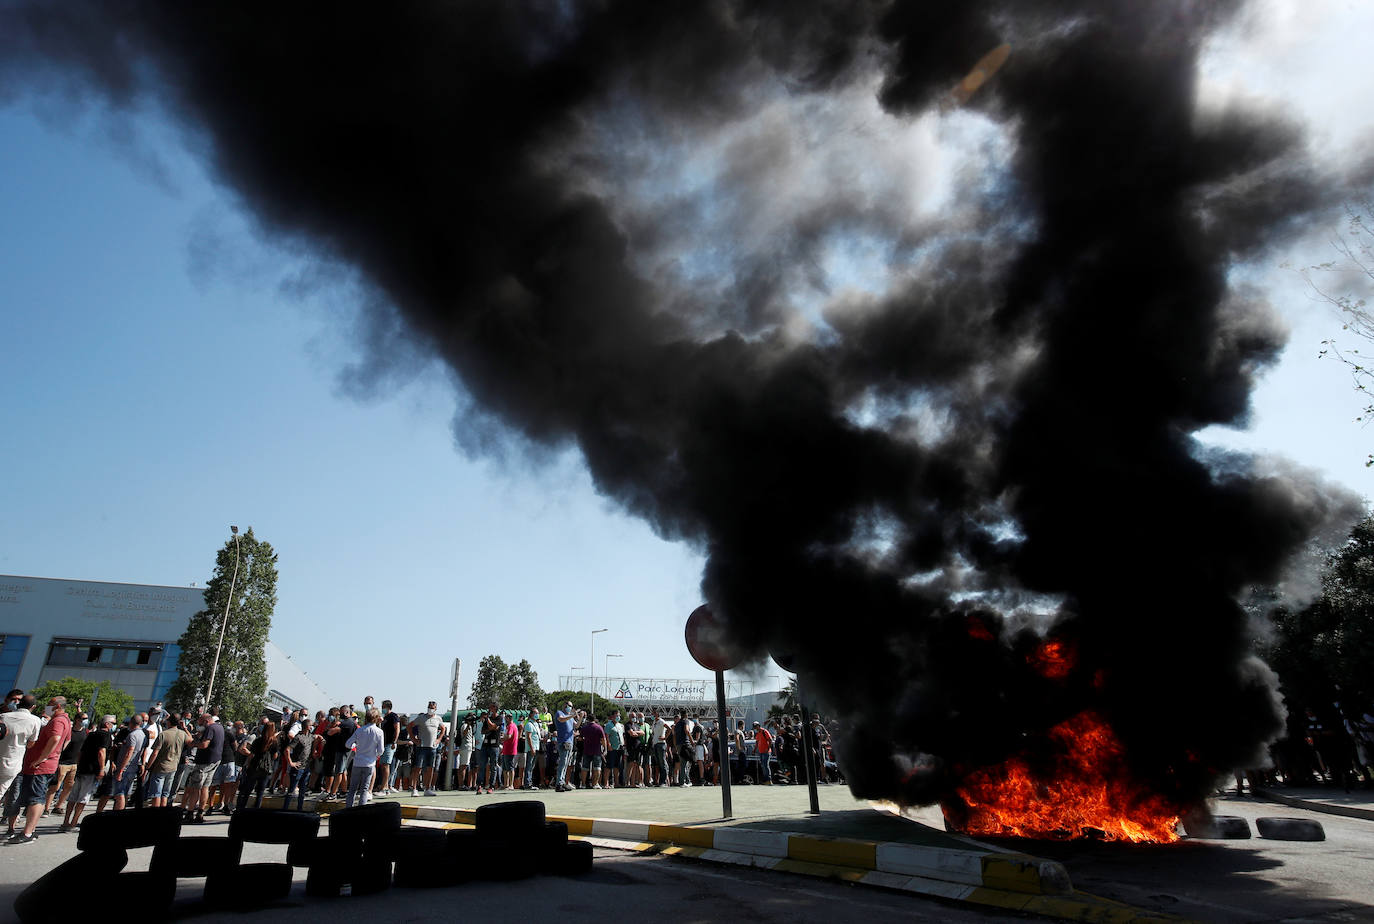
[[475, 800, 546, 839], [445, 828, 483, 878], [77, 806, 182, 851], [204, 862, 293, 909], [229, 808, 321, 845], [365, 826, 447, 862], [328, 801, 403, 845], [1255, 817, 1325, 841], [350, 858, 394, 896], [288, 835, 360, 868], [151, 836, 243, 878], [537, 822, 570, 874], [1182, 813, 1251, 839], [14, 850, 128, 923], [558, 839, 594, 876], [305, 864, 345, 898], [394, 854, 467, 889], [470, 836, 536, 881], [116, 871, 176, 915]]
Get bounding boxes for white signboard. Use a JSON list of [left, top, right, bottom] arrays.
[[558, 676, 754, 707]]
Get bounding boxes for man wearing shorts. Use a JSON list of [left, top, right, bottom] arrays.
[[62, 714, 114, 832], [145, 717, 189, 808], [106, 715, 146, 813], [208, 721, 243, 815], [43, 711, 86, 817], [412, 701, 445, 797], [5, 696, 70, 845], [0, 695, 41, 812], [183, 713, 223, 824], [457, 717, 475, 789]]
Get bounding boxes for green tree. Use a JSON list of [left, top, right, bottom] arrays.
[[543, 689, 594, 715], [1264, 513, 1374, 711], [1300, 200, 1374, 464], [503, 659, 544, 711], [467, 654, 509, 709], [165, 527, 277, 722], [30, 677, 135, 723]]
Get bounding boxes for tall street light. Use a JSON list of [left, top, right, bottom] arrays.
[[590, 628, 608, 716], [204, 525, 241, 711]]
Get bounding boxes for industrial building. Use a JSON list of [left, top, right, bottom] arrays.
[[0, 573, 329, 715]]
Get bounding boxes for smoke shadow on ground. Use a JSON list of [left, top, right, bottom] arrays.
[[981, 836, 1367, 922]]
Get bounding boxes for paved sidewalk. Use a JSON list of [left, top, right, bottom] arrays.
[[1250, 785, 1374, 821]]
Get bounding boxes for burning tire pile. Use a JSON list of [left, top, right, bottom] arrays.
[[13, 801, 590, 921]]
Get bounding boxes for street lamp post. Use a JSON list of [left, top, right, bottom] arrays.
[[590, 629, 607, 716], [204, 526, 241, 711]]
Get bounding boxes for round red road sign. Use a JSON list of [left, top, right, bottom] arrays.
[[685, 605, 743, 672]]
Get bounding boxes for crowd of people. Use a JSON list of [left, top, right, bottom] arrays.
[[0, 688, 840, 844], [7, 685, 1374, 846]]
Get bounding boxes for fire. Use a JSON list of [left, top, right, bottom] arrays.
[[1028, 638, 1074, 680], [946, 711, 1181, 843]]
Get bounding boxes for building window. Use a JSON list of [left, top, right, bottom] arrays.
[[0, 635, 29, 695], [47, 638, 166, 671]]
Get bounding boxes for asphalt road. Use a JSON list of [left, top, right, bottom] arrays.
[[5, 788, 1372, 922], [0, 824, 1028, 923], [928, 794, 1374, 922]]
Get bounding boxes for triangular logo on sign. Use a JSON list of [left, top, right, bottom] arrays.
[[615, 681, 633, 699]]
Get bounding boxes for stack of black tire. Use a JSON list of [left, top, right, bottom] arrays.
[[294, 801, 402, 897], [14, 800, 592, 921], [211, 808, 321, 908], [14, 806, 183, 923]]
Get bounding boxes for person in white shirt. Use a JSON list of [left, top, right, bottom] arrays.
[[0, 695, 42, 806], [344, 709, 386, 808], [411, 702, 446, 797]]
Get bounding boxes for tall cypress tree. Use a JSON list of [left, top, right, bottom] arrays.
[[166, 527, 277, 722]]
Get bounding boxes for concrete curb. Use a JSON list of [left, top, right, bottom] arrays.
[[392, 802, 1181, 921], [261, 796, 1181, 921], [1253, 788, 1374, 822]]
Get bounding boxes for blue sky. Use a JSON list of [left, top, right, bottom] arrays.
[[2, 1, 1371, 711]]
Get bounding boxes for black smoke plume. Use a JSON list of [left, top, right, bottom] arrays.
[[3, 0, 1363, 813]]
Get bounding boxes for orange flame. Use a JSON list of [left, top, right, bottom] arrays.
[[946, 711, 1181, 843], [1028, 638, 1074, 680]]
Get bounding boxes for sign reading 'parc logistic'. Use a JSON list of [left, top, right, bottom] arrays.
[[558, 676, 754, 704]]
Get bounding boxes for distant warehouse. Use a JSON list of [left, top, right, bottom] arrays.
[[0, 574, 329, 714]]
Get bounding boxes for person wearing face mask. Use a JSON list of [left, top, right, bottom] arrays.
[[4, 697, 70, 844], [411, 701, 445, 797], [3, 690, 22, 712], [0, 695, 41, 816]]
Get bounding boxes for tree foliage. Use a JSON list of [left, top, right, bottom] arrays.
[[543, 689, 594, 715], [30, 677, 134, 723], [467, 654, 546, 710], [165, 527, 277, 723], [1263, 513, 1374, 715], [1302, 200, 1374, 464], [467, 654, 509, 709]]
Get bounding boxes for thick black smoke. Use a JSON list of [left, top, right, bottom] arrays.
[[3, 0, 1363, 811]]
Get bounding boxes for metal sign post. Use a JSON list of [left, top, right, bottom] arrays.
[[685, 605, 741, 820], [444, 658, 460, 790]]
